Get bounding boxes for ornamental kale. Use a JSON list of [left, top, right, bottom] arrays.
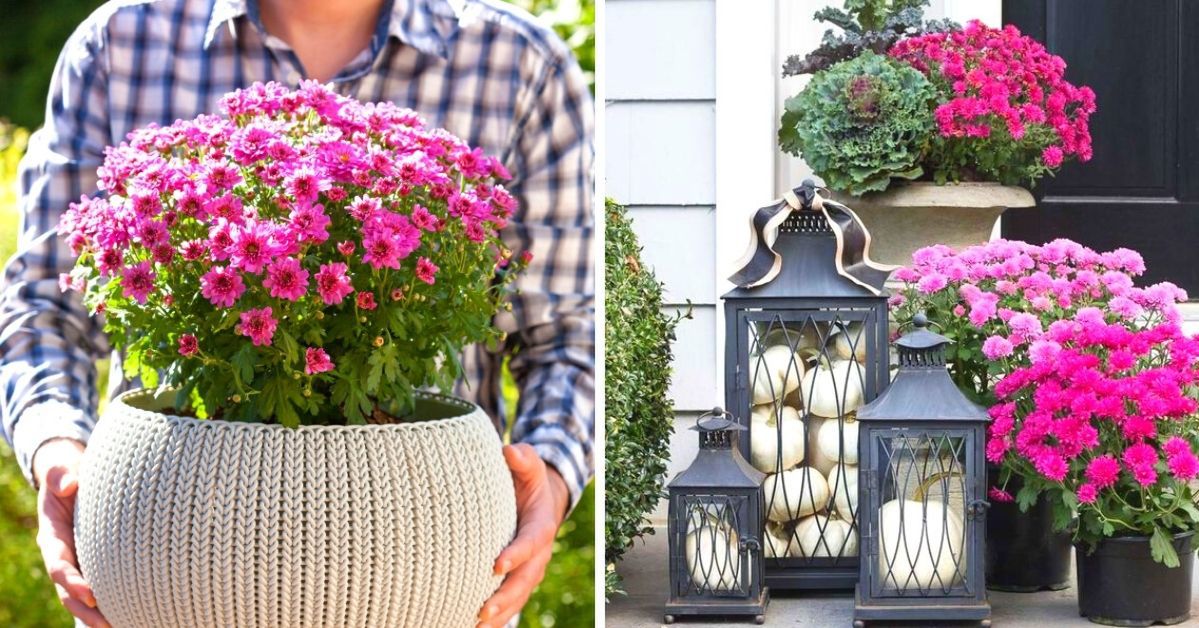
[[779, 52, 936, 195], [58, 81, 529, 426]]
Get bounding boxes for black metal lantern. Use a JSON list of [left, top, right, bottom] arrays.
[[853, 314, 991, 627], [722, 181, 892, 590], [665, 408, 769, 624]]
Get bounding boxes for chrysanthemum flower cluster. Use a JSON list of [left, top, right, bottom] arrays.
[[59, 81, 528, 426], [991, 318, 1199, 564], [890, 20, 1096, 184], [895, 238, 1199, 563]]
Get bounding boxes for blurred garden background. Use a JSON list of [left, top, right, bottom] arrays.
[[0, 0, 594, 626]]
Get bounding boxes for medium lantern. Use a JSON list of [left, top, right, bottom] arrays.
[[723, 180, 892, 590], [665, 408, 769, 624], [853, 314, 991, 627]]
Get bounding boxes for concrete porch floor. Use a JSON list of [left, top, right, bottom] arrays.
[[607, 527, 1199, 628]]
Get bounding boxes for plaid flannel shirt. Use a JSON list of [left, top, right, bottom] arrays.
[[0, 0, 594, 506]]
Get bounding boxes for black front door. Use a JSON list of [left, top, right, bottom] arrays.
[[1001, 1, 1199, 294]]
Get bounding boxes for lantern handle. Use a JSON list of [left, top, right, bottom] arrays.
[[695, 407, 743, 432], [912, 470, 965, 502], [899, 311, 944, 333]]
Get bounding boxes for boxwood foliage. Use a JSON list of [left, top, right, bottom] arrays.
[[604, 200, 684, 595], [779, 51, 936, 195]]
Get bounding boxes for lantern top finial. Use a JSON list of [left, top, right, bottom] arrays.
[[692, 407, 746, 450], [896, 311, 952, 355]]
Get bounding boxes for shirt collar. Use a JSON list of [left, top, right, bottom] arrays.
[[204, 0, 455, 60]]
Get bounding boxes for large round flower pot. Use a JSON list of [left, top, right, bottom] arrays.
[[985, 469, 1072, 592], [75, 389, 517, 628], [1076, 532, 1195, 626], [833, 181, 1036, 267]]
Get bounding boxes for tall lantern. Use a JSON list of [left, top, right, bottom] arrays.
[[853, 314, 991, 627], [723, 180, 893, 590], [665, 408, 769, 624]]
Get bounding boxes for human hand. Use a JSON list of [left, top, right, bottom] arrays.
[[33, 438, 109, 628], [477, 443, 571, 628]]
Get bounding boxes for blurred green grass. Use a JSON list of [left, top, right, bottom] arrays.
[[0, 125, 592, 626]]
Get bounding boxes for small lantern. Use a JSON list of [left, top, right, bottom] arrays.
[[665, 408, 769, 624], [853, 314, 991, 627], [723, 181, 892, 589]]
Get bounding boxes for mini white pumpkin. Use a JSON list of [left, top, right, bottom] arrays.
[[816, 417, 860, 465], [800, 357, 864, 418], [764, 467, 829, 522], [764, 521, 793, 559], [878, 499, 966, 592], [762, 323, 824, 353], [831, 321, 868, 362], [804, 416, 839, 475], [751, 345, 805, 405], [749, 405, 806, 473], [826, 464, 858, 519], [792, 514, 859, 558], [685, 521, 741, 591]]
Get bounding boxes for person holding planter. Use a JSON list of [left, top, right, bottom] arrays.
[[0, 1, 594, 627]]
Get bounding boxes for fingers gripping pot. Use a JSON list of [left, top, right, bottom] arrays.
[[75, 389, 517, 628]]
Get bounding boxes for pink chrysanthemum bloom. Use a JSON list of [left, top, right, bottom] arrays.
[[356, 291, 377, 311], [314, 262, 354, 305], [262, 257, 310, 301], [1076, 483, 1098, 504], [362, 233, 403, 270], [982, 335, 1014, 359], [988, 487, 1014, 503], [416, 257, 439, 285], [121, 261, 156, 304], [228, 221, 277, 273], [200, 265, 246, 308], [238, 307, 277, 347], [178, 334, 199, 357], [1168, 449, 1199, 481], [304, 347, 335, 375]]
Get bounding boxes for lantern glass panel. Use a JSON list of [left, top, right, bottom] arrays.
[[673, 494, 752, 598], [870, 429, 973, 598], [741, 309, 879, 567]]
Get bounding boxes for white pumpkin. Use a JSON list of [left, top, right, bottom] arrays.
[[764, 521, 793, 559], [792, 514, 859, 558], [805, 416, 839, 475], [751, 345, 805, 404], [831, 322, 868, 362], [800, 358, 865, 418], [749, 405, 806, 473], [826, 464, 859, 519], [685, 521, 741, 591], [762, 324, 824, 353], [764, 467, 829, 522], [816, 417, 860, 465], [878, 499, 966, 592]]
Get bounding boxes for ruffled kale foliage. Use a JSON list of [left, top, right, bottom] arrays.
[[779, 52, 936, 195], [782, 0, 957, 77]]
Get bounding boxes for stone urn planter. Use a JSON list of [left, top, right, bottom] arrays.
[[1075, 532, 1195, 626], [833, 181, 1036, 267], [75, 389, 517, 628]]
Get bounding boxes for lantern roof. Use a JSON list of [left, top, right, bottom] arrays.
[[669, 408, 765, 489], [857, 315, 989, 423]]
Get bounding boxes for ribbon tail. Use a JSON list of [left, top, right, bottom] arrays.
[[727, 199, 792, 288], [821, 198, 898, 295]]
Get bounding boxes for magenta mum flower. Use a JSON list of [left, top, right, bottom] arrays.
[[988, 487, 1014, 503], [178, 334, 198, 357], [304, 347, 335, 375], [200, 265, 246, 308], [314, 262, 354, 305], [229, 222, 277, 273], [1084, 455, 1120, 489], [121, 261, 156, 304], [238, 307, 277, 346], [416, 257, 439, 285], [1076, 483, 1098, 504], [263, 257, 310, 301], [982, 335, 1014, 359]]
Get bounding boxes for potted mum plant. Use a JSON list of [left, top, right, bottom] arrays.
[[991, 317, 1199, 626], [891, 239, 1190, 593], [58, 81, 528, 627], [780, 10, 1096, 266]]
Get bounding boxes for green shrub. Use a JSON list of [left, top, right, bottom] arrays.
[[779, 51, 936, 195], [603, 200, 683, 595]]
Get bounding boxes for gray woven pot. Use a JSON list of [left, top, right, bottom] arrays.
[[75, 389, 517, 628]]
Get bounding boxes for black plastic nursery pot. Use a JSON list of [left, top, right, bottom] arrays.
[[985, 468, 1073, 591], [1075, 532, 1195, 627]]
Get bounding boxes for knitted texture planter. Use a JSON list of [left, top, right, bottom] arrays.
[[75, 389, 517, 628]]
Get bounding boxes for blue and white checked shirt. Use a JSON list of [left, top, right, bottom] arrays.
[[0, 0, 594, 506]]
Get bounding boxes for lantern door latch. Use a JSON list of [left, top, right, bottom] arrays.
[[968, 499, 991, 519], [740, 536, 761, 553]]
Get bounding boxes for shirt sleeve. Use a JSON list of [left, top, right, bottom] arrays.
[[0, 18, 111, 485], [500, 50, 595, 509]]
